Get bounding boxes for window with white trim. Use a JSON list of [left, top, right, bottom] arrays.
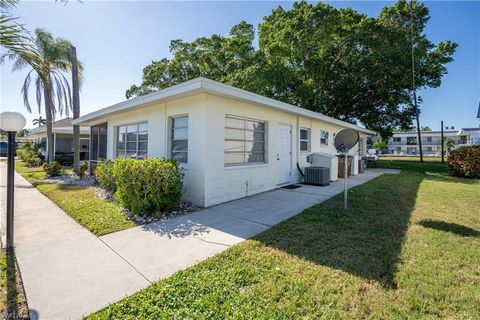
[[116, 122, 148, 159], [225, 116, 266, 165], [299, 128, 310, 152], [320, 130, 329, 146], [171, 116, 188, 163]]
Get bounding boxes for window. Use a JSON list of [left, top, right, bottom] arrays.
[[426, 136, 432, 142], [320, 130, 329, 146], [225, 116, 266, 165], [407, 137, 417, 145], [116, 122, 148, 159], [393, 137, 401, 142], [171, 116, 188, 163], [299, 128, 310, 152]]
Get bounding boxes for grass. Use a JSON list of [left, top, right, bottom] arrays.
[[15, 161, 135, 236], [379, 156, 443, 162], [89, 160, 480, 319], [0, 252, 29, 319]]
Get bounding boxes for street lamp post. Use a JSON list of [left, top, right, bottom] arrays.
[[0, 111, 26, 254]]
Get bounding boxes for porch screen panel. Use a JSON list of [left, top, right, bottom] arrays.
[[90, 126, 99, 160]]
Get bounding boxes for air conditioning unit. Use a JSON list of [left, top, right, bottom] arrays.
[[304, 166, 330, 186]]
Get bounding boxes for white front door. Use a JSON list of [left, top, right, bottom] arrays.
[[277, 124, 292, 185]]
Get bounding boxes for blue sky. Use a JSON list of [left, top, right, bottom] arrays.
[[1, 1, 479, 130]]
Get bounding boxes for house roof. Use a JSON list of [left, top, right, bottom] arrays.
[[73, 77, 376, 135], [29, 118, 90, 136]]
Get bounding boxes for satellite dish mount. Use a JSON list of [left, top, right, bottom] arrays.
[[334, 129, 360, 209]]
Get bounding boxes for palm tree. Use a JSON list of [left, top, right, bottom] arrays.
[[444, 137, 455, 157], [32, 116, 46, 127], [0, 0, 41, 73], [1, 28, 82, 162]]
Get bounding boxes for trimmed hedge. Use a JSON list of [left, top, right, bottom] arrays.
[[447, 145, 480, 179], [112, 158, 184, 215], [95, 159, 116, 191]]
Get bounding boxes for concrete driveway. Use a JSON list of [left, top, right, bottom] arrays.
[[0, 162, 399, 319]]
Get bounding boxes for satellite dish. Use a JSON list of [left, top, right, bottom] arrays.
[[334, 128, 360, 210], [334, 128, 359, 153]]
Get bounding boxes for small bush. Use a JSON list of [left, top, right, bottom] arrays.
[[95, 159, 116, 191], [27, 156, 43, 167], [448, 145, 480, 179], [113, 158, 184, 215], [78, 161, 89, 178], [56, 154, 74, 166], [43, 161, 63, 177], [17, 149, 44, 167]]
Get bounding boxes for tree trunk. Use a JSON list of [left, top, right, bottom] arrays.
[[71, 45, 80, 172], [44, 78, 54, 163]]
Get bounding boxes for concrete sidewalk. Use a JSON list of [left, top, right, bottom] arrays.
[[0, 162, 399, 319]]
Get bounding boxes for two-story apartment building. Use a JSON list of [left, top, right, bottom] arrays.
[[386, 129, 473, 156]]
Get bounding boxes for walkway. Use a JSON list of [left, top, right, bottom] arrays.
[[0, 162, 399, 319]]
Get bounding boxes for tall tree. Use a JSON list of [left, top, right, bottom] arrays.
[[71, 45, 80, 172], [1, 29, 80, 162], [126, 1, 456, 139], [0, 0, 40, 71]]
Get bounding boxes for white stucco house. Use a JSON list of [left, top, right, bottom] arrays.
[[73, 78, 375, 207], [28, 118, 91, 160]]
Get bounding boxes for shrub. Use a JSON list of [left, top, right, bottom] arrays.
[[43, 161, 63, 177], [17, 142, 45, 167], [17, 149, 44, 167], [113, 158, 184, 215], [448, 145, 480, 179], [78, 161, 89, 178], [95, 159, 116, 191], [56, 154, 74, 166]]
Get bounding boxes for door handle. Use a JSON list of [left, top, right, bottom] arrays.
[[277, 153, 279, 161]]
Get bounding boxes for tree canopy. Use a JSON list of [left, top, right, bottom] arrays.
[[126, 0, 456, 138]]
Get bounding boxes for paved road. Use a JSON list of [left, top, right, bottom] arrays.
[[0, 162, 399, 319]]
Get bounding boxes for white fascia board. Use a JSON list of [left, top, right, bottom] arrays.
[[200, 78, 376, 134], [73, 77, 375, 134], [73, 79, 204, 125]]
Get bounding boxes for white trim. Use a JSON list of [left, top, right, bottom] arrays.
[[73, 77, 375, 134]]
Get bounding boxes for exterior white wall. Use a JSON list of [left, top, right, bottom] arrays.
[[99, 95, 208, 207], [94, 92, 370, 208]]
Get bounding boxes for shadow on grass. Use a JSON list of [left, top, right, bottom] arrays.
[[419, 220, 480, 237], [256, 172, 422, 288], [423, 172, 480, 185], [6, 252, 18, 319]]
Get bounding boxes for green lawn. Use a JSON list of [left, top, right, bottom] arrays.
[[379, 156, 443, 162], [89, 160, 479, 319], [0, 252, 29, 319], [15, 161, 135, 236]]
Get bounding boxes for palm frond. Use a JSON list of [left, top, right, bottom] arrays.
[[35, 74, 42, 113], [21, 69, 34, 113]]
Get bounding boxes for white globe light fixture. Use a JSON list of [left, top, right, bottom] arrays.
[[0, 111, 27, 254], [0, 111, 26, 132]]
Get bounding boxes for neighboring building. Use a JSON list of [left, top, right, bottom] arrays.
[[387, 128, 479, 156], [28, 118, 91, 160], [458, 128, 480, 145], [74, 78, 375, 208]]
